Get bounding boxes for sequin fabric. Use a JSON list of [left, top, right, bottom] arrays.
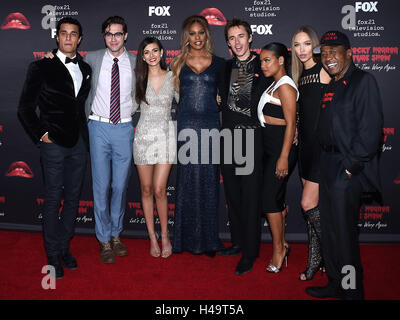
[[133, 71, 178, 165], [302, 206, 324, 280], [227, 56, 255, 117], [172, 56, 224, 254]]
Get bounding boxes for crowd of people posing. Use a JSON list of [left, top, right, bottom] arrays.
[[19, 15, 383, 300], [132, 17, 331, 283]]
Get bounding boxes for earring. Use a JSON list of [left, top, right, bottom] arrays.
[[185, 42, 189, 46]]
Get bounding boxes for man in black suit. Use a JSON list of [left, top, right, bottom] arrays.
[[306, 31, 383, 300], [18, 17, 91, 279], [218, 18, 270, 275]]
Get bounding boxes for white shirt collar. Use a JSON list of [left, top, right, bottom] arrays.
[[56, 50, 77, 65], [106, 47, 127, 61]]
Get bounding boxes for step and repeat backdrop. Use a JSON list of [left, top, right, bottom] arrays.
[[0, 0, 399, 242]]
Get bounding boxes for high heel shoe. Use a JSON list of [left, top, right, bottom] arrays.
[[284, 244, 291, 257], [299, 206, 325, 281], [149, 233, 161, 258], [266, 246, 290, 273], [300, 263, 326, 281], [161, 232, 172, 258]]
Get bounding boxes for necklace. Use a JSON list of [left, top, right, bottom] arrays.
[[236, 53, 254, 65], [187, 51, 210, 58]]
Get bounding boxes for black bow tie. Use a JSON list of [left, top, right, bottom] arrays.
[[65, 56, 78, 64]]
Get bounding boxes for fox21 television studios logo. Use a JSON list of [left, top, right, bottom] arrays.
[[341, 1, 398, 73], [41, 4, 79, 38], [341, 1, 382, 37]]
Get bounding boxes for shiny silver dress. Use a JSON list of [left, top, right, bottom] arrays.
[[133, 71, 178, 165]]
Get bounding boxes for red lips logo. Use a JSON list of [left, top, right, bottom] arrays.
[[1, 12, 30, 30], [199, 8, 227, 26], [394, 174, 400, 185], [5, 161, 34, 178]]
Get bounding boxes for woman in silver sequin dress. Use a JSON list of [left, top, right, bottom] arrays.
[[133, 37, 178, 258]]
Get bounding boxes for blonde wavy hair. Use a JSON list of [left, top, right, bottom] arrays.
[[291, 26, 320, 86], [170, 15, 214, 91]]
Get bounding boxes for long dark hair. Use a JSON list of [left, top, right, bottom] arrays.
[[262, 42, 291, 75], [135, 37, 167, 104]]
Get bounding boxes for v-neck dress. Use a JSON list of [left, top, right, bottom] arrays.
[[173, 55, 225, 254], [133, 71, 178, 165]]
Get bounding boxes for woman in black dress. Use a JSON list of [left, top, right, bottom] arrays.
[[291, 26, 331, 280], [257, 43, 298, 273]]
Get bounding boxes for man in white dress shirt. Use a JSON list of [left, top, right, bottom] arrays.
[[84, 16, 137, 264], [18, 17, 92, 278]]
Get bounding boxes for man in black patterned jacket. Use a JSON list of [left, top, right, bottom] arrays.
[[218, 18, 271, 275]]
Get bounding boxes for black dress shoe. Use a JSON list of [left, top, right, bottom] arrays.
[[61, 249, 78, 270], [306, 284, 342, 299], [47, 256, 64, 279], [218, 245, 241, 257], [204, 251, 216, 258], [235, 258, 254, 275], [341, 287, 365, 300]]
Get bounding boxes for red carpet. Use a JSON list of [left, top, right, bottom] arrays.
[[0, 230, 399, 300]]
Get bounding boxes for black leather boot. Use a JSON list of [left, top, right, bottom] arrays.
[[300, 206, 325, 281]]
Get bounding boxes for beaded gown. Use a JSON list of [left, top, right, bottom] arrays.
[[133, 71, 177, 165], [172, 56, 224, 254]]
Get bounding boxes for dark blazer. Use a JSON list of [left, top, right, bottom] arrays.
[[330, 63, 383, 194], [218, 53, 272, 128], [18, 50, 92, 148]]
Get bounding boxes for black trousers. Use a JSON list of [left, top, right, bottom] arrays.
[[319, 150, 364, 299], [220, 127, 263, 260], [40, 135, 87, 257]]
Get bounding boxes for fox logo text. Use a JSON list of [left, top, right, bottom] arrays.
[[250, 24, 273, 35], [355, 2, 378, 12], [342, 2, 378, 29], [149, 6, 171, 16]]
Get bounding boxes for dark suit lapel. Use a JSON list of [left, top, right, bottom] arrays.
[[77, 59, 90, 97], [225, 59, 233, 89], [222, 59, 233, 105], [51, 50, 76, 97]]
